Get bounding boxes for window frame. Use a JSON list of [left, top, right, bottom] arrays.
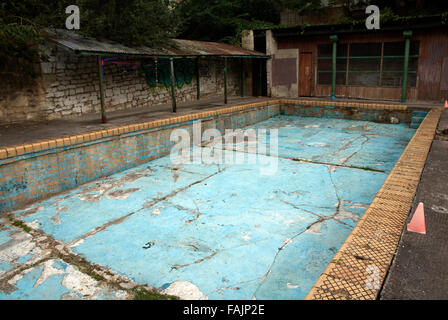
[[316, 41, 420, 88]]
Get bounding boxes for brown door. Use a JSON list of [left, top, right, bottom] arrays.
[[299, 52, 312, 96]]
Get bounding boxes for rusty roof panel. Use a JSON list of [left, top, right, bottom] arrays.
[[46, 29, 268, 58]]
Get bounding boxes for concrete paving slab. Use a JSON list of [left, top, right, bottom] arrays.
[[380, 140, 448, 300]]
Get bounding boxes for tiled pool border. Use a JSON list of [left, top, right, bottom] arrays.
[[305, 107, 443, 300]]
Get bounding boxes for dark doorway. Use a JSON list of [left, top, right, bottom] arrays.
[[253, 33, 268, 97], [252, 59, 267, 97]]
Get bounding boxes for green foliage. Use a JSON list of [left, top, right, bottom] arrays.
[[132, 286, 178, 300], [174, 0, 280, 44], [78, 0, 176, 47], [380, 6, 401, 24], [0, 1, 176, 77], [280, 0, 324, 14], [12, 220, 31, 233]]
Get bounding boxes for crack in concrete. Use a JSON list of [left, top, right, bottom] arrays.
[[252, 217, 325, 299], [279, 199, 352, 228], [327, 169, 360, 224], [339, 134, 370, 166], [203, 143, 386, 173], [207, 276, 264, 297], [171, 251, 217, 271]]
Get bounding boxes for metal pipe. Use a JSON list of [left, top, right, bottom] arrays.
[[330, 35, 338, 100], [98, 56, 107, 123], [401, 31, 412, 103], [170, 57, 177, 112]]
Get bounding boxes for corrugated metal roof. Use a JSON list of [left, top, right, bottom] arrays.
[[46, 29, 268, 58]]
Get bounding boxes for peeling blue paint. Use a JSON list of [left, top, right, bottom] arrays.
[[7, 115, 415, 300]]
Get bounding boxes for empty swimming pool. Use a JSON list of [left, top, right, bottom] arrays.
[[8, 114, 415, 299]]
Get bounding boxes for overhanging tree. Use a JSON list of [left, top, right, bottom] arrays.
[[0, 0, 177, 77]]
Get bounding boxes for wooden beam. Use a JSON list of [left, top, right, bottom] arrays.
[[240, 58, 245, 97]]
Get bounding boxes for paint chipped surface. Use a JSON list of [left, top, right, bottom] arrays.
[[0, 220, 129, 300], [8, 115, 415, 299], [0, 259, 129, 300], [163, 281, 207, 300]]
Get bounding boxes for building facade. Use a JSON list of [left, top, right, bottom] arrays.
[[247, 17, 448, 102]]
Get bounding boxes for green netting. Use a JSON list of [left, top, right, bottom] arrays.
[[142, 58, 196, 88]]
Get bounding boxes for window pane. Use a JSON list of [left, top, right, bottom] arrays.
[[381, 73, 402, 87], [408, 73, 417, 87], [383, 57, 403, 72], [349, 72, 380, 86], [408, 57, 418, 72], [350, 43, 381, 56], [318, 72, 331, 85], [318, 44, 332, 57], [317, 43, 347, 85], [349, 58, 380, 71], [410, 41, 420, 56], [336, 72, 346, 85], [383, 42, 404, 56], [381, 72, 416, 87], [347, 43, 381, 86], [317, 44, 347, 57], [318, 58, 332, 71]]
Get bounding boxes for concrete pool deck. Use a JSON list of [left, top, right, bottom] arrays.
[[380, 110, 448, 299], [1, 107, 434, 300]]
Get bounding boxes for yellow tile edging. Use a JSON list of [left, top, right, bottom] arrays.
[[0, 99, 418, 160], [304, 107, 443, 300]]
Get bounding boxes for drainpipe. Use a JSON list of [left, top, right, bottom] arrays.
[[170, 58, 177, 112], [98, 56, 107, 123], [401, 31, 412, 103], [329, 35, 338, 101]]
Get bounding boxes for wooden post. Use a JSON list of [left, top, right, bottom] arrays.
[[170, 58, 177, 112], [224, 57, 228, 104], [259, 60, 262, 96], [240, 58, 245, 97], [98, 56, 107, 123]]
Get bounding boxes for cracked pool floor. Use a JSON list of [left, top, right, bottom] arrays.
[[3, 115, 415, 300]]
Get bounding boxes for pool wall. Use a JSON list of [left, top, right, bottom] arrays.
[[0, 99, 426, 213], [0, 103, 279, 213]]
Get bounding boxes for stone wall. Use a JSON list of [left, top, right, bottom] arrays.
[[0, 69, 47, 123], [0, 44, 242, 124]]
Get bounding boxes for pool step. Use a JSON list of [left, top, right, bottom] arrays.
[[410, 111, 428, 129]]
